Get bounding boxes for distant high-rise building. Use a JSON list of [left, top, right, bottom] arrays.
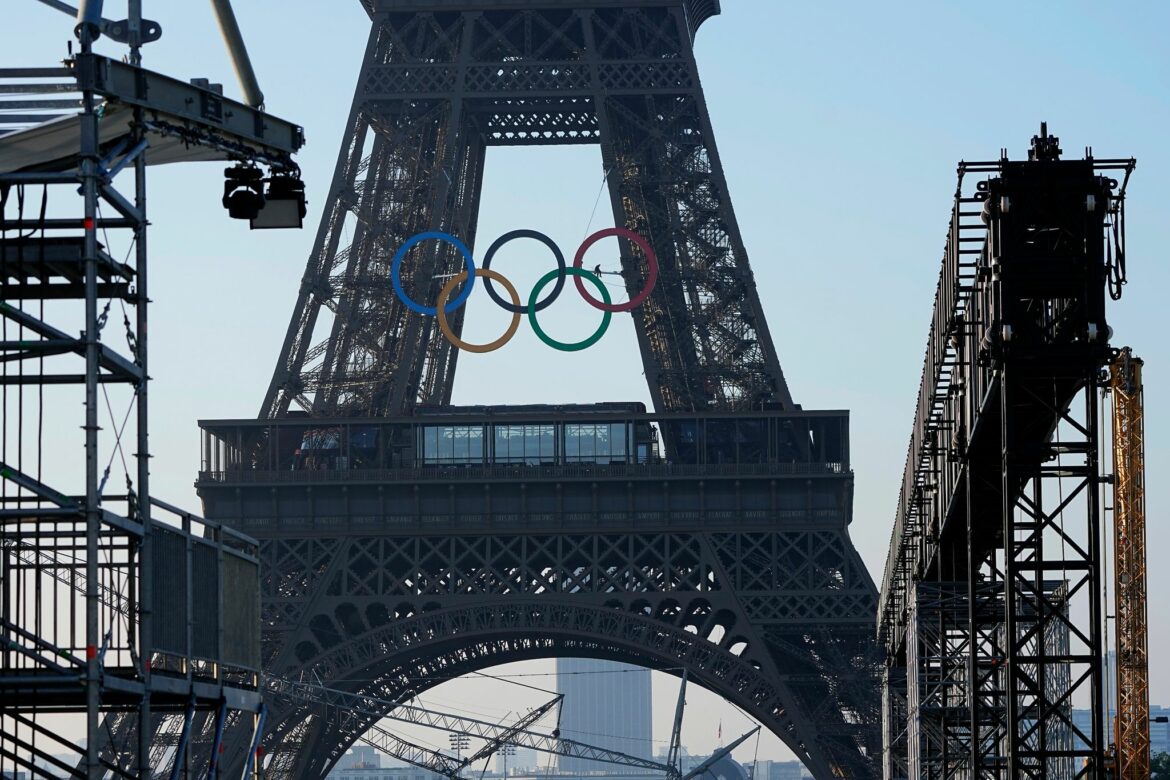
[[1071, 704, 1170, 756], [1151, 705, 1170, 757], [556, 659, 653, 772]]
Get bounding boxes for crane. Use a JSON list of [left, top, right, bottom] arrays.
[[358, 723, 472, 779], [267, 676, 668, 774], [1110, 347, 1148, 779], [270, 673, 759, 780], [356, 692, 564, 780]]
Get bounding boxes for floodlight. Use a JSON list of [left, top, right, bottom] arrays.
[[222, 163, 265, 220], [250, 172, 307, 230]]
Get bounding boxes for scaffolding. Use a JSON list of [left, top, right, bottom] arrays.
[[0, 4, 302, 776], [877, 126, 1137, 778]]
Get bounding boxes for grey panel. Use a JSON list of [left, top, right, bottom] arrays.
[[191, 542, 218, 660], [222, 554, 261, 669], [153, 527, 189, 657]]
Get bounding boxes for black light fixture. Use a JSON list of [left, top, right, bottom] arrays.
[[250, 171, 307, 230], [222, 163, 265, 220]]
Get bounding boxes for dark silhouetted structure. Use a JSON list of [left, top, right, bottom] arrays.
[[878, 127, 1135, 778]]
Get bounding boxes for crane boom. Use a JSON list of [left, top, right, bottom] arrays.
[[667, 671, 687, 777], [465, 695, 564, 765], [1111, 347, 1149, 780], [267, 677, 670, 772], [351, 694, 562, 778], [359, 723, 469, 779]]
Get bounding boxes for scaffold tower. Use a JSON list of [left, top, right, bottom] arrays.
[[0, 2, 303, 776], [878, 126, 1136, 778]]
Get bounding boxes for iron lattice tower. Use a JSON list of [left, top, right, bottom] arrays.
[[198, 2, 882, 778], [261, 0, 792, 419]]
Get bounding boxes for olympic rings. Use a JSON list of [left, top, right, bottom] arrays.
[[573, 227, 658, 313], [389, 227, 656, 352], [436, 269, 523, 354], [481, 229, 566, 314], [528, 267, 612, 352], [391, 231, 476, 316]]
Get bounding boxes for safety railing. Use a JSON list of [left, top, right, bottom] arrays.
[[0, 66, 84, 136], [197, 459, 849, 485], [149, 498, 262, 682]]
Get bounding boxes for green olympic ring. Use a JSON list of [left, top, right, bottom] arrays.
[[527, 267, 612, 352]]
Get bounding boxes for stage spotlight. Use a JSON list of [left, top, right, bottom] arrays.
[[250, 172, 307, 230], [222, 164, 265, 220]]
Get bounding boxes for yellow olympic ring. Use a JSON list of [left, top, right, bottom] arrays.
[[435, 269, 522, 354]]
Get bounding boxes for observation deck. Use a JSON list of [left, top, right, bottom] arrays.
[[197, 403, 851, 536]]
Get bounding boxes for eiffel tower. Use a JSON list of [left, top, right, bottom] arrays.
[[196, 2, 883, 777]]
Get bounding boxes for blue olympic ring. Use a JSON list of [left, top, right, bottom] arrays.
[[390, 231, 477, 316]]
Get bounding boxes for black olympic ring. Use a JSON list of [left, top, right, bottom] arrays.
[[479, 229, 566, 314]]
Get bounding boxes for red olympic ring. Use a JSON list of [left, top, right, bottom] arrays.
[[572, 227, 659, 313]]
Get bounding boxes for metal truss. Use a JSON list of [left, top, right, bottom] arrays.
[[905, 583, 970, 779], [279, 671, 756, 780], [899, 582, 1003, 779], [1109, 349, 1149, 779], [182, 516, 884, 779], [877, 128, 1136, 778], [360, 723, 470, 779], [269, 677, 665, 775], [347, 691, 564, 779], [260, 1, 792, 418]]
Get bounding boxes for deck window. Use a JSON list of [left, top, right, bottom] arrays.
[[420, 425, 485, 465]]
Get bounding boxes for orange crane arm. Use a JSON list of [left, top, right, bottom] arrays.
[[1111, 347, 1149, 780]]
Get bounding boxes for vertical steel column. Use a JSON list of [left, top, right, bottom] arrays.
[[383, 13, 477, 416], [965, 463, 980, 780], [208, 699, 229, 779], [905, 589, 924, 778], [257, 15, 375, 420], [126, 4, 155, 773], [76, 14, 103, 777], [1084, 383, 1106, 775], [882, 663, 909, 780], [241, 704, 268, 780], [999, 370, 1023, 775], [171, 699, 197, 780]]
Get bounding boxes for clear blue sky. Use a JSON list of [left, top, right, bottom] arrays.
[[8, 0, 1169, 765]]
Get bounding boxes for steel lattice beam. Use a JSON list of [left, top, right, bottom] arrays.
[[1110, 349, 1149, 779], [212, 518, 883, 780]]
